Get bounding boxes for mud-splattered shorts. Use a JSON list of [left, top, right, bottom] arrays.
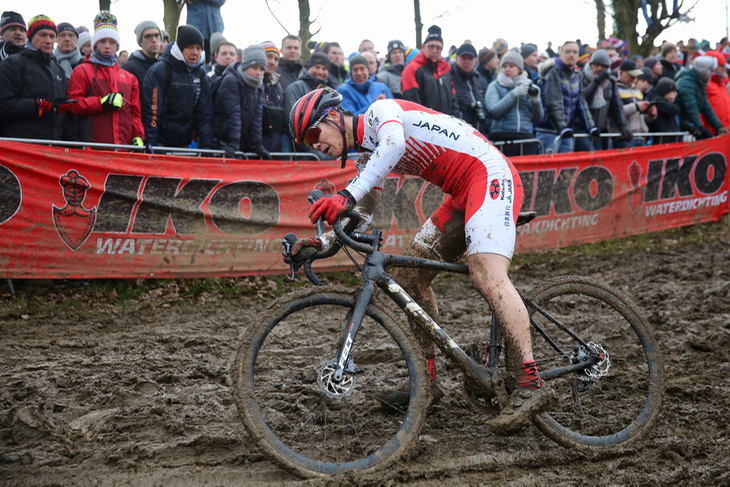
[[415, 157, 524, 260]]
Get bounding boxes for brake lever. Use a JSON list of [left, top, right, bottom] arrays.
[[282, 233, 298, 280], [308, 189, 326, 237]]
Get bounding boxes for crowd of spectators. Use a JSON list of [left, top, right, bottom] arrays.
[[0, 8, 728, 158]]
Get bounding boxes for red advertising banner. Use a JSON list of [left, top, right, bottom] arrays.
[[0, 137, 728, 278]]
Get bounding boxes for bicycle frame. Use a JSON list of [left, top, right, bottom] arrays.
[[320, 216, 602, 393]]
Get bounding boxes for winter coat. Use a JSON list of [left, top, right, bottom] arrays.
[[524, 66, 539, 83], [67, 57, 145, 145], [213, 62, 265, 152], [647, 89, 681, 144], [401, 51, 459, 116], [675, 68, 723, 132], [658, 57, 681, 82], [376, 64, 403, 98], [283, 71, 336, 123], [185, 0, 225, 39], [451, 63, 487, 132], [262, 70, 285, 152], [328, 64, 347, 88], [475, 64, 496, 93], [276, 58, 305, 92], [123, 50, 159, 88], [338, 74, 393, 116], [485, 76, 543, 136], [141, 43, 214, 148], [579, 67, 628, 133], [535, 57, 594, 134], [53, 48, 83, 79], [704, 73, 730, 130], [612, 81, 656, 137], [0, 39, 23, 62], [0, 48, 68, 140]]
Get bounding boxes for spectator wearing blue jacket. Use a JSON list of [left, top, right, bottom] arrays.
[[338, 55, 392, 116], [213, 45, 270, 160], [185, 0, 225, 63], [485, 49, 543, 156], [141, 25, 214, 149]]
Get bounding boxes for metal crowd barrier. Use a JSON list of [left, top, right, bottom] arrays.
[[549, 131, 692, 154], [490, 138, 545, 156], [0, 137, 322, 161]]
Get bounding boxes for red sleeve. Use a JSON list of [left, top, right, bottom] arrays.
[[67, 65, 104, 117], [130, 76, 145, 140]]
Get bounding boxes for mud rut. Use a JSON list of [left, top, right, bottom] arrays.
[[2, 223, 730, 486]]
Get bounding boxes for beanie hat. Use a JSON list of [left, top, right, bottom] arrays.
[[386, 39, 406, 63], [77, 31, 92, 50], [405, 47, 418, 65], [92, 11, 120, 49], [348, 54, 368, 71], [307, 51, 331, 71], [457, 43, 477, 58], [493, 38, 508, 53], [241, 45, 267, 70], [76, 25, 89, 34], [424, 25, 443, 46], [176, 25, 204, 51], [656, 77, 678, 96], [693, 56, 717, 82], [637, 67, 653, 81], [134, 20, 160, 46], [57, 22, 78, 38], [308, 40, 326, 52], [260, 41, 280, 56], [27, 15, 56, 41], [500, 48, 524, 70], [1, 11, 25, 35], [643, 56, 659, 71], [589, 49, 610, 66], [210, 32, 227, 56], [578, 52, 591, 66], [478, 47, 496, 66], [661, 42, 676, 58], [520, 44, 537, 59]]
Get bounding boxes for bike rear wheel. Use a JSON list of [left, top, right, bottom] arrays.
[[528, 276, 662, 448], [232, 286, 430, 478]]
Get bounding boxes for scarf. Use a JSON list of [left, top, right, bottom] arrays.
[[497, 71, 528, 89], [237, 63, 263, 89], [54, 48, 83, 78], [171, 41, 204, 69], [91, 47, 117, 67], [583, 64, 608, 109]]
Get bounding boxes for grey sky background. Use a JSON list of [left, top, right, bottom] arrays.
[[13, 0, 728, 57]]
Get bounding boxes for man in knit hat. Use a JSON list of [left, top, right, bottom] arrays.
[[376, 39, 406, 98], [338, 54, 392, 116], [648, 77, 682, 145], [675, 55, 727, 139], [0, 14, 71, 140], [612, 59, 656, 148], [402, 24, 459, 116], [702, 51, 730, 132], [54, 23, 82, 78], [476, 47, 498, 93], [451, 43, 487, 134], [520, 44, 540, 82], [123, 20, 162, 88], [141, 24, 214, 149], [493, 38, 509, 58], [0, 11, 26, 61], [213, 44, 270, 159], [259, 40, 285, 153]]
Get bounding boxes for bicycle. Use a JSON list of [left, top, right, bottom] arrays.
[[231, 209, 663, 479]]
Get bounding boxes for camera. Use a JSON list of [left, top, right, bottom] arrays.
[[527, 84, 539, 97], [472, 100, 487, 121]]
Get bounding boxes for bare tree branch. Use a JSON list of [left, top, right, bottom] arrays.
[[310, 0, 328, 25], [265, 0, 291, 35]]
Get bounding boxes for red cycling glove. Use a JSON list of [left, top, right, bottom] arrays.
[[308, 191, 355, 225], [36, 99, 53, 117]]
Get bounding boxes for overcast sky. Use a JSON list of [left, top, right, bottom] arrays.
[[13, 0, 728, 57]]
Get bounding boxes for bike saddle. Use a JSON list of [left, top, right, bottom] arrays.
[[516, 211, 537, 227]]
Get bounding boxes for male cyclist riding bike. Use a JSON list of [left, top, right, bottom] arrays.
[[288, 87, 556, 433]]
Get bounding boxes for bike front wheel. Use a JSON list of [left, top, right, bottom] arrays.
[[231, 286, 430, 478], [528, 276, 663, 449]]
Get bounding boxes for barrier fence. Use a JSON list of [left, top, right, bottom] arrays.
[[0, 136, 728, 279]]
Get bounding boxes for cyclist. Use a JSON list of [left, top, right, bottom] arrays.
[[287, 87, 555, 434]]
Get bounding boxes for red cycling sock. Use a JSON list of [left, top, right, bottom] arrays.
[[517, 360, 542, 389], [427, 358, 437, 381]]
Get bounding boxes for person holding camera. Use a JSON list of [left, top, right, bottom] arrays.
[[611, 59, 656, 149], [578, 49, 629, 151], [484, 49, 543, 156], [451, 43, 488, 135]]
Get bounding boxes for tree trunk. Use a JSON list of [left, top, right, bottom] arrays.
[[163, 0, 184, 41], [99, 0, 111, 10], [610, 0, 683, 57], [414, 0, 423, 49], [595, 0, 606, 42], [298, 0, 312, 63]]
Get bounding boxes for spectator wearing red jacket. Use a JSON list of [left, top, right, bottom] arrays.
[[702, 51, 730, 131], [67, 11, 144, 146]]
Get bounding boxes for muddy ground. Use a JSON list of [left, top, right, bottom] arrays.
[[2, 222, 730, 486]]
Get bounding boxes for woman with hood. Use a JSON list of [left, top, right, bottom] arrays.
[[66, 11, 144, 146], [484, 49, 543, 156]]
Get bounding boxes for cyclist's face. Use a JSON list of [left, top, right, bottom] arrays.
[[308, 113, 343, 157]]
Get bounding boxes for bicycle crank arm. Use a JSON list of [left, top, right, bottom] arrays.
[[540, 356, 601, 381]]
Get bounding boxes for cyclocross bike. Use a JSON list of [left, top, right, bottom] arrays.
[[231, 209, 663, 479]]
